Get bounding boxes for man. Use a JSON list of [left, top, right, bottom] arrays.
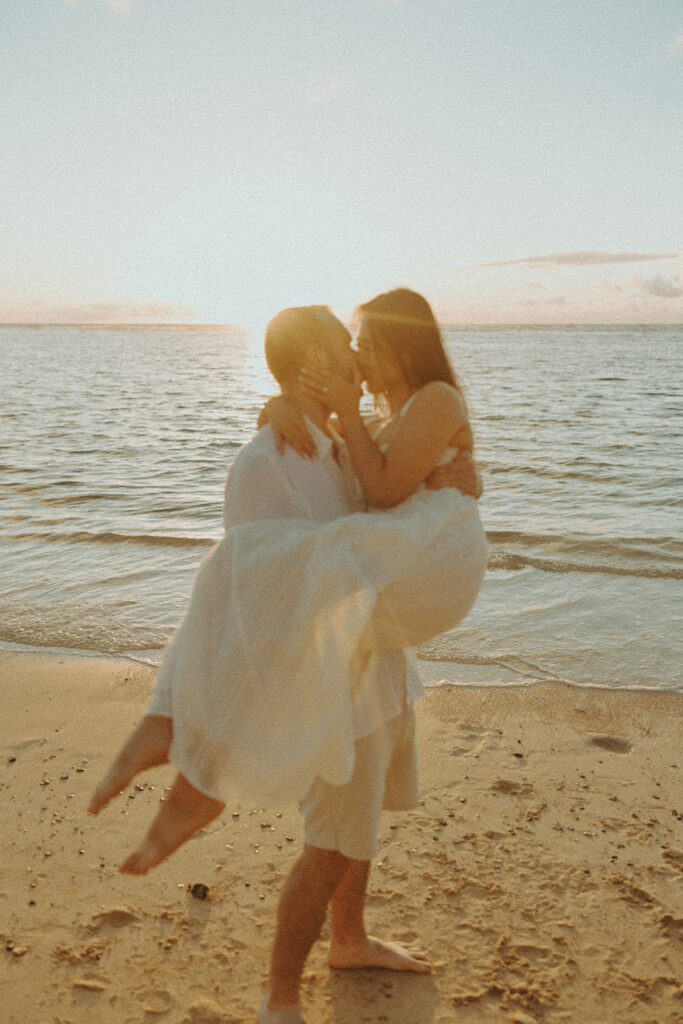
[[231, 306, 477, 1024]]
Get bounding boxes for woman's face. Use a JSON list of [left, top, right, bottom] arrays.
[[356, 317, 401, 397]]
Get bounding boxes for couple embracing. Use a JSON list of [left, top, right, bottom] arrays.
[[90, 288, 487, 1024]]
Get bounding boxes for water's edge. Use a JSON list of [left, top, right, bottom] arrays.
[[2, 638, 679, 697]]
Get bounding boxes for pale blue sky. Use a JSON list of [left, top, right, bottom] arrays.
[[1, 0, 681, 324]]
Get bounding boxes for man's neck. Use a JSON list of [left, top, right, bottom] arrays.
[[280, 386, 331, 436]]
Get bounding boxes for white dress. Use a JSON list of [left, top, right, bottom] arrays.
[[157, 397, 488, 806]]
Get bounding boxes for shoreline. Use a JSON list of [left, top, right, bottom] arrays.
[[1, 649, 681, 1023], [2, 638, 681, 696]]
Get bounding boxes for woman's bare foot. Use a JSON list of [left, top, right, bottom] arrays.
[[119, 771, 225, 875], [328, 936, 431, 973], [88, 715, 173, 815]]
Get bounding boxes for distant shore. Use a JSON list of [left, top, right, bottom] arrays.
[[1, 649, 681, 1023], [1, 320, 682, 329]]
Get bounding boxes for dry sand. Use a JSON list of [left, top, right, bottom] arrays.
[[1, 649, 681, 1023]]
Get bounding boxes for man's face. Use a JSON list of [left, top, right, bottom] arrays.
[[325, 321, 358, 384]]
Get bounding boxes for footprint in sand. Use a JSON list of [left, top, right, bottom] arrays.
[[611, 876, 657, 909], [53, 942, 105, 964], [491, 779, 534, 796], [506, 941, 554, 965], [658, 913, 683, 939], [450, 722, 503, 758], [587, 735, 632, 754], [72, 974, 110, 992], [662, 848, 683, 873], [88, 907, 140, 931], [180, 998, 243, 1024], [6, 737, 47, 756], [135, 987, 174, 1015]]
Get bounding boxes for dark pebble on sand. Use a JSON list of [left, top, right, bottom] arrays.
[[189, 883, 209, 900]]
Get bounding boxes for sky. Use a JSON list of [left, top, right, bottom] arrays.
[[1, 0, 681, 326]]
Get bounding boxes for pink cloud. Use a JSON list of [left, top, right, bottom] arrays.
[[639, 274, 683, 299], [456, 251, 679, 271], [599, 280, 624, 294], [0, 301, 200, 324]]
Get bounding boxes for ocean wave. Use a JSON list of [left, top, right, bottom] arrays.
[[487, 551, 683, 579], [6, 521, 681, 575], [487, 529, 683, 559], [487, 528, 683, 550], [416, 647, 683, 694], [7, 529, 216, 549], [418, 647, 547, 672], [422, 676, 681, 695], [482, 462, 648, 484], [1, 638, 678, 696], [5, 484, 122, 504]]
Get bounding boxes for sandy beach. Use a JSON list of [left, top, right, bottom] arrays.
[[1, 649, 681, 1024]]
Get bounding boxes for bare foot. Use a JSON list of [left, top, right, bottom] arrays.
[[119, 771, 224, 875], [257, 997, 308, 1023], [328, 936, 431, 973], [88, 715, 173, 815]]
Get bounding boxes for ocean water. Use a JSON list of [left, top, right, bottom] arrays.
[[1, 323, 681, 694]]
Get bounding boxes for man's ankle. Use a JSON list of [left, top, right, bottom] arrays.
[[267, 987, 301, 1012], [329, 924, 367, 949]]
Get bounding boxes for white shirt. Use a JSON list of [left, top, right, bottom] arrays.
[[223, 420, 362, 527], [223, 418, 424, 739]]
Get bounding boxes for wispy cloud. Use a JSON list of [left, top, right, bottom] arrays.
[[599, 280, 624, 294], [0, 301, 198, 324], [639, 273, 683, 299], [65, 0, 137, 14], [456, 252, 680, 271], [517, 295, 567, 308]]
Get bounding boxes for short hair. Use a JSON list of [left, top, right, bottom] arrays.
[[264, 305, 346, 385]]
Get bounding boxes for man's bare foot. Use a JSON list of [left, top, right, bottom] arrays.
[[328, 936, 431, 973], [119, 771, 224, 875], [88, 715, 173, 815], [257, 996, 308, 1023]]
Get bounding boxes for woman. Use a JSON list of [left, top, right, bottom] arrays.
[[89, 289, 487, 873]]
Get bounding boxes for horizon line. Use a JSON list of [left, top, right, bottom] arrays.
[[1, 320, 681, 330]]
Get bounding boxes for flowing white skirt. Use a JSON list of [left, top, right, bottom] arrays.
[[152, 489, 487, 805]]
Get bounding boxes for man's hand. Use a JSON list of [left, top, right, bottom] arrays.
[[424, 449, 482, 499]]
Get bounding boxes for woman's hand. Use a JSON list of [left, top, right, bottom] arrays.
[[424, 449, 483, 498], [298, 366, 363, 419], [260, 396, 317, 458]]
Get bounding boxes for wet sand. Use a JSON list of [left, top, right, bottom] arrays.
[[1, 650, 681, 1023]]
